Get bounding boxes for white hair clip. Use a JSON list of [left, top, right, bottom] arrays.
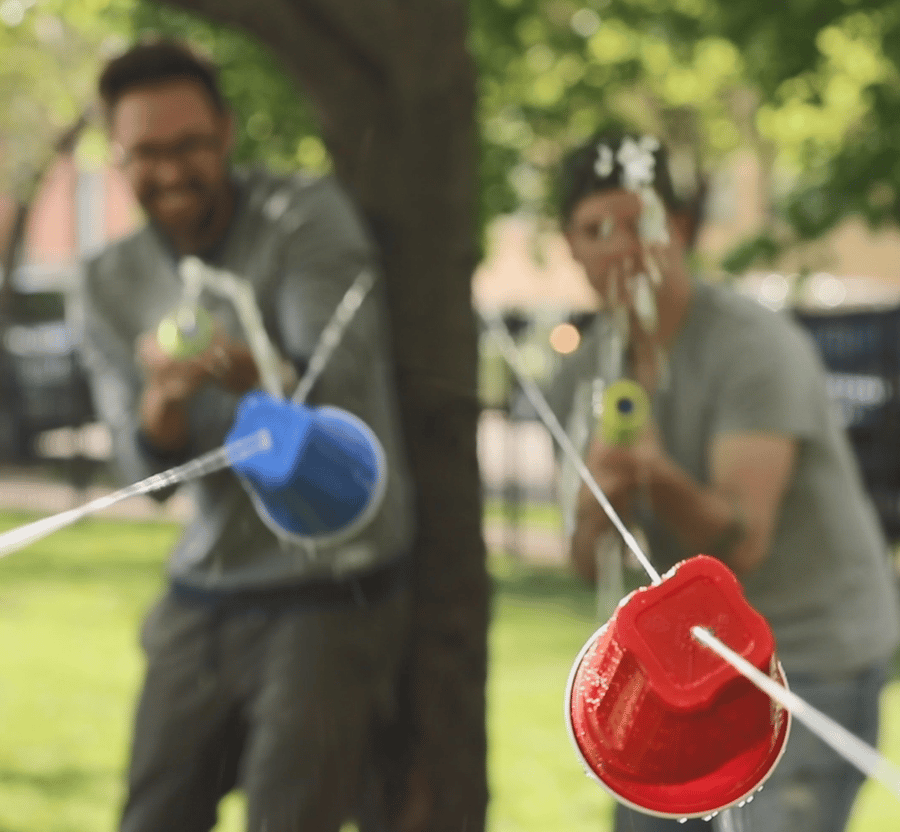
[[617, 136, 658, 191], [594, 144, 615, 178]]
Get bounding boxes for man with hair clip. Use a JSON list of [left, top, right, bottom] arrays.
[[78, 38, 416, 832], [547, 129, 900, 832]]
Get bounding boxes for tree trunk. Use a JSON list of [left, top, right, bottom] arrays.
[[155, 2, 489, 830]]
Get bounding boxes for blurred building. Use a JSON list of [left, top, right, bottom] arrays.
[[0, 157, 138, 462], [4, 155, 139, 268]]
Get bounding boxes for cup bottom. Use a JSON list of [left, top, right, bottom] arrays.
[[566, 642, 791, 819]]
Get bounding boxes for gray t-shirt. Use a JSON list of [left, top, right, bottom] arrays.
[[549, 280, 900, 675], [77, 169, 415, 591]]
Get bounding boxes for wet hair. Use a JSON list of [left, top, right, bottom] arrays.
[[557, 129, 681, 225], [98, 39, 226, 120]]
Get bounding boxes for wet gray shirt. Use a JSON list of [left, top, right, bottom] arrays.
[[77, 169, 415, 591], [549, 280, 900, 675]]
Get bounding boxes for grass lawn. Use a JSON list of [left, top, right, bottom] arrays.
[[483, 498, 564, 532], [0, 510, 896, 830]]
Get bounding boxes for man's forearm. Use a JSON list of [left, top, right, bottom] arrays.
[[571, 505, 603, 582], [570, 488, 633, 583], [645, 457, 757, 573], [139, 384, 191, 453]]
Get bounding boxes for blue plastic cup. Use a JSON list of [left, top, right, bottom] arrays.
[[225, 392, 387, 544]]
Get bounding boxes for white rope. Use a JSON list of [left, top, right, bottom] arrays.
[[0, 428, 270, 559], [292, 269, 374, 403], [483, 313, 661, 583], [693, 626, 900, 801]]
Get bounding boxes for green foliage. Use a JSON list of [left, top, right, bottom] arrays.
[[0, 0, 326, 204], [469, 0, 900, 268], [471, 0, 749, 228], [0, 0, 132, 198], [699, 2, 900, 258], [720, 231, 783, 274], [5, 0, 900, 266]]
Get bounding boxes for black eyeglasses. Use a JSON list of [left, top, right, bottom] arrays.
[[113, 134, 223, 172]]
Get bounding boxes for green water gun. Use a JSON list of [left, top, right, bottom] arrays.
[[156, 306, 215, 359], [599, 378, 650, 446]]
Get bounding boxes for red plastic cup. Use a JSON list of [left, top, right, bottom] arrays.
[[565, 554, 790, 819]]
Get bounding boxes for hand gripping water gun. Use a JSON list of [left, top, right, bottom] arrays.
[[156, 305, 215, 359], [160, 258, 387, 545], [599, 378, 650, 446], [156, 257, 286, 396], [172, 258, 386, 545]]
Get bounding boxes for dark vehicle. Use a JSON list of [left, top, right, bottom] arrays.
[[0, 265, 95, 461], [794, 305, 900, 543]]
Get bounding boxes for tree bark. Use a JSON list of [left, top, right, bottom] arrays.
[[154, 3, 489, 830]]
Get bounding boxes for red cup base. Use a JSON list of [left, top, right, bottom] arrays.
[[567, 653, 790, 818]]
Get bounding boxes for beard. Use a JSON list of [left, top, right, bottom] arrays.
[[141, 178, 225, 255]]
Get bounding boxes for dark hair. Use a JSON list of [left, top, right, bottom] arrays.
[[557, 129, 681, 224], [98, 39, 226, 120]]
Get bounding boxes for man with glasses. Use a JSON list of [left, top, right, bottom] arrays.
[[78, 39, 416, 832]]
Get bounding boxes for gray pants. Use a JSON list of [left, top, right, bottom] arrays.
[[613, 660, 890, 832], [119, 584, 410, 832]]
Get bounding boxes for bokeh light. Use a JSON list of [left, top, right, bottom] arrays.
[[549, 322, 582, 354]]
